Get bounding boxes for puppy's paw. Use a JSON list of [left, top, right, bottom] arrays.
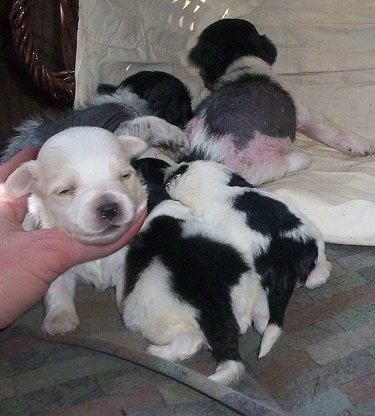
[[147, 330, 205, 362], [42, 312, 79, 335], [305, 260, 331, 289], [338, 134, 375, 157], [147, 344, 177, 361]]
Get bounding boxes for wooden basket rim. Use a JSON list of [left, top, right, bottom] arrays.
[[9, 0, 75, 104]]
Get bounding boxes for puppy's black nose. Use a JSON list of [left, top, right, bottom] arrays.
[[97, 203, 119, 220]]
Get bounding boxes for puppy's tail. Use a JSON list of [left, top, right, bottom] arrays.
[[0, 112, 64, 163], [258, 323, 282, 359]]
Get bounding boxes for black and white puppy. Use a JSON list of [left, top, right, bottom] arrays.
[[164, 160, 332, 358], [187, 19, 375, 185], [98, 71, 193, 129], [123, 158, 266, 385]]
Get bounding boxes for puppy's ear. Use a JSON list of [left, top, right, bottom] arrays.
[[189, 41, 219, 69], [118, 135, 149, 158], [5, 160, 38, 197], [259, 35, 277, 65]]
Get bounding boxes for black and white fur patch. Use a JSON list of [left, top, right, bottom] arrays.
[[123, 158, 266, 385], [164, 160, 332, 358]]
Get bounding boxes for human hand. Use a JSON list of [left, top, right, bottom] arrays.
[[0, 148, 147, 328]]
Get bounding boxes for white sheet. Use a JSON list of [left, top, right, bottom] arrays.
[[75, 0, 375, 245]]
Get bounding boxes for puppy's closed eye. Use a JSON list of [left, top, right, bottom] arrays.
[[121, 170, 133, 180], [56, 187, 75, 196]]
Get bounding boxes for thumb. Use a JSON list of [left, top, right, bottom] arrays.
[[0, 186, 28, 229]]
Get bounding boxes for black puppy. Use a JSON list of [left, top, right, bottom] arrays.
[[186, 18, 375, 185], [98, 71, 193, 129]]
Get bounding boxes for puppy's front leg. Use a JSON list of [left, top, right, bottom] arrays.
[[116, 116, 190, 159], [42, 271, 79, 335], [295, 100, 375, 157]]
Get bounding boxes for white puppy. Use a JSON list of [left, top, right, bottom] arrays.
[[6, 126, 148, 335]]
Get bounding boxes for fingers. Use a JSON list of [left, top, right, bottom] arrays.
[[0, 148, 37, 182], [0, 197, 28, 228]]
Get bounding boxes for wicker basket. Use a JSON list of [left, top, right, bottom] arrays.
[[9, 0, 77, 104]]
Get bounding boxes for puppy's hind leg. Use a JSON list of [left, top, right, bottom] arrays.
[[258, 276, 295, 358], [42, 272, 79, 335], [147, 329, 206, 362], [295, 100, 375, 157], [202, 308, 244, 385]]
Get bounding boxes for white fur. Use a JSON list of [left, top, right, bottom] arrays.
[[214, 56, 274, 88], [6, 126, 149, 335]]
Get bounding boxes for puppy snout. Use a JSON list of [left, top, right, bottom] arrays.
[[97, 202, 119, 220]]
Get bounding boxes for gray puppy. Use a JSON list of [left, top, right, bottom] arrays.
[[1, 89, 189, 163]]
